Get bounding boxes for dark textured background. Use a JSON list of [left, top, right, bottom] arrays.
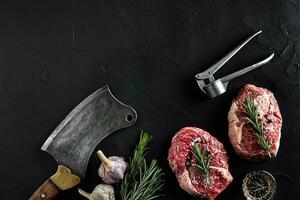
[[0, 0, 299, 199]]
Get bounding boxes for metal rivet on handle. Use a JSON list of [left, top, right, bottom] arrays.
[[41, 193, 46, 199]]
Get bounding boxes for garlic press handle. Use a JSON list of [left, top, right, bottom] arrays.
[[195, 30, 262, 80], [220, 53, 274, 84]]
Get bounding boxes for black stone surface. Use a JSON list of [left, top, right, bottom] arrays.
[[0, 0, 299, 199]]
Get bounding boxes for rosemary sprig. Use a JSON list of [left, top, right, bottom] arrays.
[[119, 131, 164, 200], [192, 143, 211, 188], [243, 96, 272, 154]]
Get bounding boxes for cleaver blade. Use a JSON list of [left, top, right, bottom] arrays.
[[30, 85, 137, 200]]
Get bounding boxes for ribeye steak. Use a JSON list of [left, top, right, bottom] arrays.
[[228, 84, 282, 160], [168, 127, 233, 200]]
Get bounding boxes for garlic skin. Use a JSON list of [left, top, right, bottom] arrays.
[[78, 184, 115, 200], [97, 150, 127, 184]]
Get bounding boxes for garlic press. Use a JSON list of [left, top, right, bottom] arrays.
[[195, 31, 274, 98]]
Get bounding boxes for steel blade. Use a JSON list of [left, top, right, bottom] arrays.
[[41, 85, 137, 179]]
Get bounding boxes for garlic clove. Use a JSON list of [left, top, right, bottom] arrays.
[[78, 184, 115, 200], [97, 150, 114, 167], [78, 188, 92, 200], [97, 150, 127, 184]]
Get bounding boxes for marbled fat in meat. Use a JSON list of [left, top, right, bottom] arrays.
[[228, 84, 282, 160], [168, 127, 233, 200]]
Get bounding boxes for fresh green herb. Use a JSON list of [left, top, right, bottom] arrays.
[[192, 143, 211, 188], [119, 130, 164, 200], [243, 96, 272, 155]]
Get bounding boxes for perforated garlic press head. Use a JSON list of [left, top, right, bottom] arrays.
[[195, 31, 274, 98]]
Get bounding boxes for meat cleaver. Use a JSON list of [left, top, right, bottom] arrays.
[[30, 85, 137, 200]]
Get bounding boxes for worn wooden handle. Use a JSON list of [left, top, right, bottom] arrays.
[[29, 179, 60, 200], [30, 165, 81, 200]]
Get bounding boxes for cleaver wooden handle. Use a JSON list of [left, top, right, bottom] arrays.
[[29, 179, 60, 200], [30, 165, 81, 200]]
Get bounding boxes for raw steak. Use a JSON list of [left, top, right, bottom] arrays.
[[168, 127, 233, 200], [228, 84, 282, 160]]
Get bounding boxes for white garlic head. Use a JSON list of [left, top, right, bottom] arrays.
[[78, 184, 115, 200], [97, 150, 127, 184]]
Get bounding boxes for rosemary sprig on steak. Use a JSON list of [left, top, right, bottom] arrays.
[[119, 130, 164, 200], [192, 143, 211, 188], [243, 96, 272, 154]]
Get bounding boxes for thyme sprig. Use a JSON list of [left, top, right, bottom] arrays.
[[119, 131, 164, 200], [192, 143, 211, 188], [243, 96, 272, 154]]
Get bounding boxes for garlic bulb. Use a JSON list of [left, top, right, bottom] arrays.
[[97, 150, 127, 184], [78, 184, 115, 200]]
